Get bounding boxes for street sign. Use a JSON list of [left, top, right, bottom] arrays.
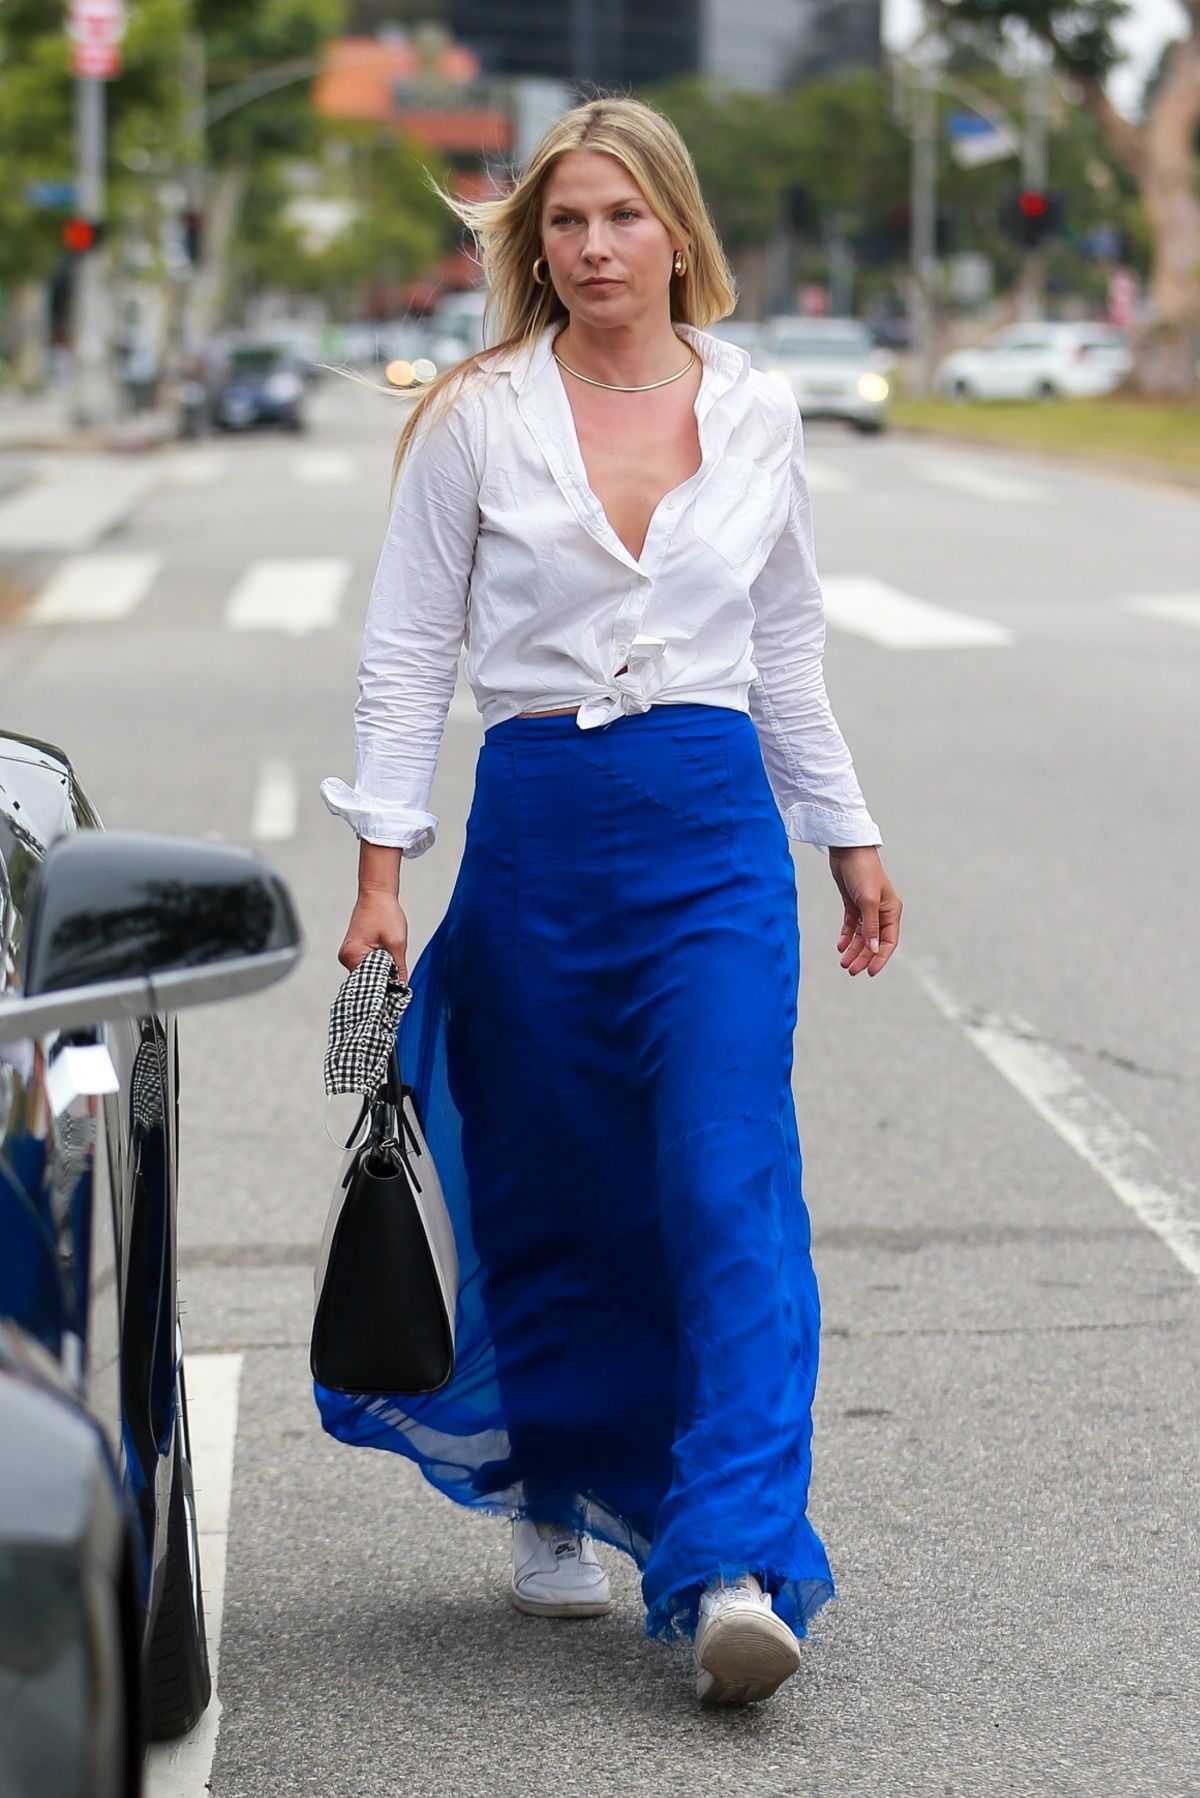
[[66, 0, 126, 79], [26, 181, 76, 208], [946, 110, 1018, 169]]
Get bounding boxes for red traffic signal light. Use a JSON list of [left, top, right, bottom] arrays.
[[62, 217, 102, 253], [1000, 189, 1064, 248]]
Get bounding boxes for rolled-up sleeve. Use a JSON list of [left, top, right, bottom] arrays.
[[320, 393, 481, 856], [748, 398, 881, 851]]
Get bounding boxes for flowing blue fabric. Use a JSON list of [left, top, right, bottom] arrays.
[[315, 704, 834, 1640]]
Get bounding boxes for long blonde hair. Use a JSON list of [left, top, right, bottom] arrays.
[[392, 93, 736, 487]]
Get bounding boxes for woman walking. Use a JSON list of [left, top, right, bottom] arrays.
[[318, 94, 901, 1708]]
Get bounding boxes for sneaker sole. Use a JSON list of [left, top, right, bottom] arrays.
[[695, 1611, 802, 1706], [509, 1586, 614, 1619]]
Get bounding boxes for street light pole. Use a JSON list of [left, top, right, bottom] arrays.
[[1018, 52, 1049, 321], [909, 43, 939, 396], [72, 70, 116, 427]]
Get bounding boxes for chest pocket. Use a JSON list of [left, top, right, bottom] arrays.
[[692, 457, 773, 573]]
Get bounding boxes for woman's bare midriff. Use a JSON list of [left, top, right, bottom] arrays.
[[519, 705, 581, 716]]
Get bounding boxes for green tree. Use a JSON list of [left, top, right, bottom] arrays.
[[929, 0, 1200, 394], [0, 0, 192, 386], [231, 122, 447, 316], [189, 0, 347, 334]]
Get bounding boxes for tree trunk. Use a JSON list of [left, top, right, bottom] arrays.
[[730, 243, 769, 320], [186, 159, 250, 345], [1132, 27, 1200, 398], [1077, 26, 1200, 398]]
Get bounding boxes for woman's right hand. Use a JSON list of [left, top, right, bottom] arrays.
[[338, 891, 409, 981]]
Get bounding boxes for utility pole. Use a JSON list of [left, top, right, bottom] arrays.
[[909, 25, 939, 397], [1018, 50, 1049, 321], [67, 0, 124, 428]]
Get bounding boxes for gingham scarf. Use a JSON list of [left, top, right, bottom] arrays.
[[323, 947, 413, 1099]]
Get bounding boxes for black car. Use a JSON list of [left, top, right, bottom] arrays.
[[0, 732, 303, 1795], [212, 343, 308, 432]]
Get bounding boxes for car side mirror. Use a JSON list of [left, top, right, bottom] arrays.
[[0, 830, 304, 1045]]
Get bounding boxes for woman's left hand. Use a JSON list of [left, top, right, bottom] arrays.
[[828, 846, 902, 978]]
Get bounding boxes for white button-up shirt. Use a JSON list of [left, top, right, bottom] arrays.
[[321, 321, 881, 857]]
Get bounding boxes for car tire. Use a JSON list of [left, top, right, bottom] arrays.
[[146, 1361, 212, 1740], [951, 379, 972, 403], [1037, 380, 1058, 402], [854, 419, 885, 435]]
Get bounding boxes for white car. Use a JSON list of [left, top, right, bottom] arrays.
[[934, 322, 1131, 401], [755, 317, 891, 433]]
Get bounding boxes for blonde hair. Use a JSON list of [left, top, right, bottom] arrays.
[[392, 93, 736, 487]]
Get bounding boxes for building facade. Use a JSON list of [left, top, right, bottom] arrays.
[[447, 0, 880, 94]]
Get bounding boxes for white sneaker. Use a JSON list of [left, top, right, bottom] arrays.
[[509, 1519, 613, 1618], [693, 1574, 801, 1705]]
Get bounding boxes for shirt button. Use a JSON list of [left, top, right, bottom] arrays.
[[665, 498, 676, 510]]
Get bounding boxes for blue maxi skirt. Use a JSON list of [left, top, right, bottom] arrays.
[[315, 703, 834, 1641]]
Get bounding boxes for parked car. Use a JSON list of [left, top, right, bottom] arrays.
[[756, 316, 891, 433], [213, 342, 308, 432], [933, 322, 1131, 401], [707, 319, 765, 357], [0, 731, 303, 1796]]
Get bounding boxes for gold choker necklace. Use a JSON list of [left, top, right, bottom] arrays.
[[552, 345, 697, 393]]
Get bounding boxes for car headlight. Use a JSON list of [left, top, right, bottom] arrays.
[[264, 372, 303, 403], [857, 372, 890, 404]]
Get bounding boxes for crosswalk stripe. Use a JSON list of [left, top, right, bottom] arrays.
[[292, 450, 357, 485], [0, 459, 160, 553], [250, 757, 298, 840], [168, 449, 228, 486], [224, 558, 350, 635], [822, 575, 1014, 649], [1125, 595, 1200, 631], [29, 552, 164, 624], [907, 453, 1046, 504]]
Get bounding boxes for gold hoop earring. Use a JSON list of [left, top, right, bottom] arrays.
[[532, 255, 549, 286], [673, 249, 688, 276]]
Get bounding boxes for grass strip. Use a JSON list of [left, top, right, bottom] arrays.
[[890, 396, 1200, 481]]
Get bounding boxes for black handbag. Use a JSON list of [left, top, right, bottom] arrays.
[[311, 1047, 458, 1396]]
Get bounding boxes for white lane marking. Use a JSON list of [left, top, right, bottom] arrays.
[[821, 575, 1014, 649], [912, 963, 1200, 1285], [907, 453, 1047, 504], [144, 1352, 244, 1798], [1126, 596, 1200, 631], [250, 757, 298, 841], [224, 558, 350, 635], [29, 552, 164, 624], [291, 449, 357, 485], [803, 459, 856, 495], [168, 450, 228, 487], [0, 458, 160, 552]]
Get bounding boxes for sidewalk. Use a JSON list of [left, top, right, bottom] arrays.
[[0, 383, 177, 454]]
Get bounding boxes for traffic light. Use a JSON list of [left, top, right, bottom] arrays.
[[1000, 189, 1065, 249], [62, 217, 104, 254], [184, 210, 204, 264]]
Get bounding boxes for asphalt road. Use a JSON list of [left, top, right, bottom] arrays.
[[1, 377, 1197, 1798]]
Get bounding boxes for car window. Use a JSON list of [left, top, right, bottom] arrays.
[[229, 348, 282, 376], [769, 329, 872, 359]]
